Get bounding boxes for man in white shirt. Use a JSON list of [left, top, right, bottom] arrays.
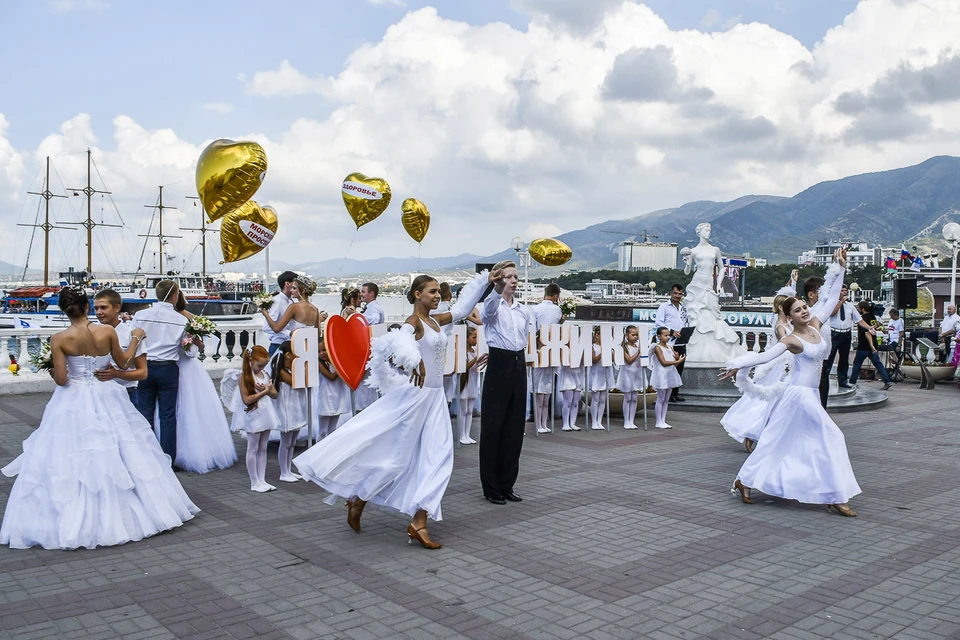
[[886, 309, 904, 357], [265, 271, 299, 358], [531, 283, 562, 434], [356, 282, 385, 411], [479, 260, 532, 505], [825, 284, 876, 388], [92, 289, 147, 405], [939, 303, 959, 363], [133, 280, 194, 465], [654, 284, 688, 401]]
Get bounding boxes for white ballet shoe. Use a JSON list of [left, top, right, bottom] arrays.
[[252, 483, 272, 493], [261, 482, 278, 491], [654, 422, 671, 430], [278, 474, 301, 483], [561, 426, 574, 431], [459, 438, 474, 445], [467, 437, 478, 444], [660, 422, 674, 430], [624, 424, 638, 430], [536, 426, 551, 434], [590, 424, 605, 430]]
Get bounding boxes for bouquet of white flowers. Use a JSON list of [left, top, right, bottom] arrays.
[[254, 291, 274, 311], [31, 342, 53, 372], [559, 297, 579, 317], [184, 315, 216, 350]]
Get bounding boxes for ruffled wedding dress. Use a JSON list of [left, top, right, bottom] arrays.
[[1, 355, 199, 550]]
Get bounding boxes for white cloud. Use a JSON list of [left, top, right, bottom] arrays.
[[0, 114, 25, 207], [203, 102, 234, 113], [524, 223, 563, 239], [5, 0, 960, 272]]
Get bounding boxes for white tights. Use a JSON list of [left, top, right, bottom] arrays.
[[561, 390, 581, 429], [245, 431, 270, 488], [590, 391, 607, 428], [535, 393, 551, 431], [457, 398, 476, 443], [622, 391, 639, 428], [318, 415, 340, 440], [655, 389, 672, 427], [278, 431, 298, 478]]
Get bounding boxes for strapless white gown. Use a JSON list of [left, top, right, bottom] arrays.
[[171, 347, 238, 473], [1, 355, 199, 550]]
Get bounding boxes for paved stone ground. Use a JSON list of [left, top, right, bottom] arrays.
[[1, 380, 960, 640]]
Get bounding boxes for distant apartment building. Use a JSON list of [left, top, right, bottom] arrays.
[[617, 241, 679, 271], [799, 240, 881, 267], [585, 279, 627, 299]]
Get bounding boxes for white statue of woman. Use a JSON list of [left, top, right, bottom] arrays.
[[681, 223, 745, 363]]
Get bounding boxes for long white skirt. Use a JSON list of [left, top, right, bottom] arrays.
[[2, 381, 199, 550], [720, 362, 785, 444], [174, 356, 238, 473], [737, 385, 861, 504], [294, 384, 453, 521]]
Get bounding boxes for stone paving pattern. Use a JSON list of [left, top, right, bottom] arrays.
[[1, 380, 959, 639]]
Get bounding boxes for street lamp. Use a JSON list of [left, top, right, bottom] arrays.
[[648, 281, 657, 301], [511, 236, 531, 302], [850, 282, 860, 303], [943, 222, 960, 307]]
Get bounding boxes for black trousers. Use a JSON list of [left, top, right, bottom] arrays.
[[480, 347, 527, 498], [670, 345, 686, 399], [827, 330, 852, 384]]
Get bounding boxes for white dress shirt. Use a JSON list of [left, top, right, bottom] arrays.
[[263, 291, 294, 345], [941, 313, 960, 336], [481, 290, 533, 352], [828, 302, 861, 332], [654, 301, 688, 333], [362, 300, 385, 326], [532, 300, 562, 331], [111, 320, 147, 389], [133, 302, 188, 362]]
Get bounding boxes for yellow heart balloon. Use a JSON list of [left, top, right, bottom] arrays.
[[400, 198, 430, 243], [341, 172, 392, 228], [219, 201, 278, 263], [529, 238, 572, 267], [196, 139, 268, 223]]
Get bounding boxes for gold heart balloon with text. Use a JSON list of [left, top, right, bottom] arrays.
[[400, 198, 430, 243], [196, 139, 268, 223], [529, 238, 572, 267], [219, 201, 278, 263], [341, 173, 392, 228]]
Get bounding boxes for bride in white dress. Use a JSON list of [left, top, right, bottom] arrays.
[[720, 249, 861, 517], [1, 287, 199, 550], [294, 269, 498, 549]]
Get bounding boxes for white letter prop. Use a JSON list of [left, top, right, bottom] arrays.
[[598, 323, 625, 367], [443, 324, 467, 376], [291, 327, 320, 389], [539, 323, 567, 367], [562, 324, 593, 368]]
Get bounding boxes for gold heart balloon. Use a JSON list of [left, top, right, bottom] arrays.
[[219, 201, 278, 263], [400, 198, 430, 243], [341, 172, 392, 228], [529, 238, 572, 267], [196, 139, 268, 223]]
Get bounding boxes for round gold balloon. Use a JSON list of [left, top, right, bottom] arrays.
[[341, 172, 392, 228], [529, 238, 572, 267], [219, 201, 278, 263], [400, 198, 430, 243], [196, 139, 268, 223]]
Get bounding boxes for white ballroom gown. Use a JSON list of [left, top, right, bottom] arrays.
[[1, 355, 199, 550]]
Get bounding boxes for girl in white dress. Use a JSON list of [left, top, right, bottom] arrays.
[[457, 327, 485, 445], [270, 341, 307, 482], [1, 287, 198, 550], [649, 327, 685, 429], [587, 327, 615, 430], [721, 250, 860, 517], [558, 357, 584, 431], [294, 269, 496, 549], [222, 346, 281, 493], [317, 340, 352, 439], [616, 325, 644, 430]]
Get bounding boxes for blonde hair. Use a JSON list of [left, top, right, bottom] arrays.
[[492, 259, 516, 272]]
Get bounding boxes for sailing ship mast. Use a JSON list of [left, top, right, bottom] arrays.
[[65, 149, 121, 277], [139, 186, 181, 274], [181, 195, 219, 278], [18, 156, 70, 286]]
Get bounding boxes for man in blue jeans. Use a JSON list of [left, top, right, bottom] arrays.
[[849, 301, 893, 390]]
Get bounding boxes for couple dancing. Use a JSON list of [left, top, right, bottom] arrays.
[[294, 261, 529, 548]]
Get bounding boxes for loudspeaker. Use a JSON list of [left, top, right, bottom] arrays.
[[894, 279, 918, 309], [476, 263, 495, 274]]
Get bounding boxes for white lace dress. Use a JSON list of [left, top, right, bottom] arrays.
[[1, 355, 199, 550]]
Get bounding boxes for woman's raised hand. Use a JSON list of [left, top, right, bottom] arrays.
[[409, 360, 426, 388]]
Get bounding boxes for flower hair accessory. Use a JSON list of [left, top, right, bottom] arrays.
[[295, 274, 318, 296]]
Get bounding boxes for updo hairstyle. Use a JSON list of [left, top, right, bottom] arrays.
[[58, 286, 89, 319], [407, 275, 438, 304]]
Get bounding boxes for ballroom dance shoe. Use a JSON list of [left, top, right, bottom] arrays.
[[828, 503, 857, 517], [485, 494, 507, 505], [504, 492, 522, 502], [734, 479, 753, 504], [407, 525, 442, 549]]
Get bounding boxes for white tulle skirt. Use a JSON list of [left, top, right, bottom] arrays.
[[294, 384, 453, 521], [173, 356, 238, 473], [736, 385, 861, 504], [2, 381, 199, 550], [720, 363, 784, 444]]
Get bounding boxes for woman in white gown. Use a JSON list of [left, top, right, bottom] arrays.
[[294, 269, 498, 549], [720, 250, 861, 517], [1, 287, 199, 550]]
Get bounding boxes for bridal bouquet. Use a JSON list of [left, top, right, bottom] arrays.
[[559, 297, 579, 317], [254, 291, 274, 311], [184, 315, 216, 350], [31, 342, 53, 372]]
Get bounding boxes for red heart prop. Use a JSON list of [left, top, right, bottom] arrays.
[[324, 314, 371, 391]]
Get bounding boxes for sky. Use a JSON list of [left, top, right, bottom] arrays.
[[1, 0, 959, 275]]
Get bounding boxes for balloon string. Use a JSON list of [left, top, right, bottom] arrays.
[[417, 243, 421, 273]]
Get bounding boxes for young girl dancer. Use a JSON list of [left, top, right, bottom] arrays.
[[558, 352, 584, 432], [223, 346, 280, 493], [588, 326, 615, 430], [1, 287, 198, 549], [457, 326, 485, 445], [616, 325, 644, 430], [294, 268, 497, 549], [721, 249, 860, 517], [650, 327, 684, 429], [317, 339, 352, 439], [270, 341, 307, 482]]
